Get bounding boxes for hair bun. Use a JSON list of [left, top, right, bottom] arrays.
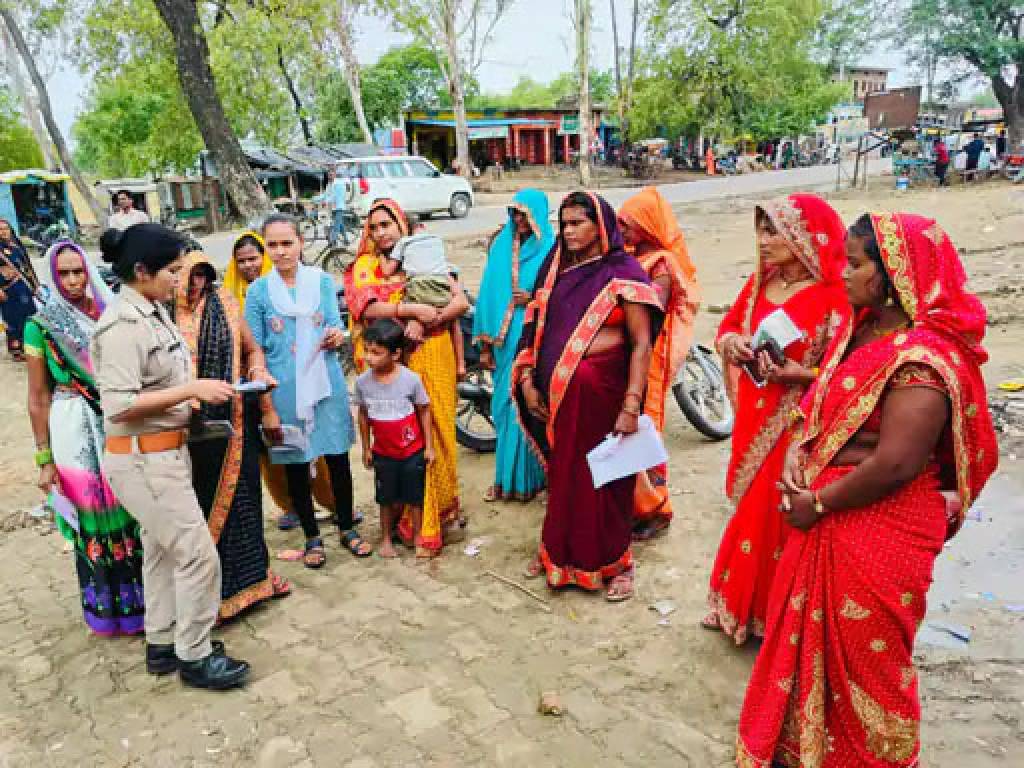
[[99, 228, 126, 264]]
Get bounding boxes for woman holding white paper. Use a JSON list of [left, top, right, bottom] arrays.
[[245, 214, 368, 567], [514, 192, 662, 603], [704, 194, 850, 644]]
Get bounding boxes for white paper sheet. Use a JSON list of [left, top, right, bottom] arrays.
[[752, 308, 804, 350], [586, 415, 669, 489], [263, 425, 310, 455], [49, 489, 79, 533]]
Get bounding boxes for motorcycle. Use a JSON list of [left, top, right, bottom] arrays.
[[453, 296, 733, 453]]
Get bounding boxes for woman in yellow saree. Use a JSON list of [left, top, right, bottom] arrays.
[[618, 187, 700, 539], [227, 231, 335, 527], [343, 200, 469, 554]]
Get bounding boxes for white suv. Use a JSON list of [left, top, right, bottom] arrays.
[[337, 156, 474, 219]]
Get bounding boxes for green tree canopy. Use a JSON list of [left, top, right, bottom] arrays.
[[0, 88, 44, 172], [903, 0, 1024, 144], [630, 0, 846, 141], [315, 43, 448, 142], [470, 69, 615, 109]]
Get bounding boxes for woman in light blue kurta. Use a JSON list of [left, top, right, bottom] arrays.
[[472, 189, 553, 502], [246, 214, 369, 566]]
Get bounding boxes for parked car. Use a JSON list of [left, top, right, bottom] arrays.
[[336, 156, 474, 219]]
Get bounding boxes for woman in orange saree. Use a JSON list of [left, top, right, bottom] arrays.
[[343, 200, 469, 554], [736, 212, 998, 768], [618, 186, 700, 538], [705, 194, 851, 644]]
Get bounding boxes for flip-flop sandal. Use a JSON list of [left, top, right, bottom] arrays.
[[605, 570, 634, 603], [632, 521, 670, 542], [523, 558, 544, 579], [353, 511, 364, 525], [276, 548, 304, 562], [340, 529, 372, 557], [277, 512, 300, 531], [483, 486, 500, 503], [303, 538, 326, 569]]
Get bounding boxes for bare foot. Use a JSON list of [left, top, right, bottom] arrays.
[[378, 540, 398, 558], [524, 557, 543, 579], [700, 612, 723, 631], [605, 569, 634, 603]]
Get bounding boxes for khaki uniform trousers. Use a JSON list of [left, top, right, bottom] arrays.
[[104, 446, 221, 661]]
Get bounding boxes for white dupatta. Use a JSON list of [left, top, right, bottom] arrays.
[[267, 264, 331, 433]]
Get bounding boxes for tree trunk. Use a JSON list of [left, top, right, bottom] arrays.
[[277, 46, 313, 145], [442, 2, 471, 179], [609, 0, 625, 152], [153, 0, 268, 221], [0, 9, 105, 226], [1, 24, 55, 168], [992, 73, 1023, 151], [625, 0, 639, 133], [576, 0, 592, 186], [336, 5, 374, 145]]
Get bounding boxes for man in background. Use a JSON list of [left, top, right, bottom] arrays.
[[313, 167, 351, 248], [107, 190, 150, 230]]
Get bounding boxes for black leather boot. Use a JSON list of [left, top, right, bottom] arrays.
[[146, 640, 225, 676], [179, 646, 250, 690], [146, 644, 178, 675]]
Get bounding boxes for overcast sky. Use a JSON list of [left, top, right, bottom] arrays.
[[46, 0, 917, 142]]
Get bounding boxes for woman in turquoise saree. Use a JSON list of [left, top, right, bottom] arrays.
[[473, 189, 553, 502]]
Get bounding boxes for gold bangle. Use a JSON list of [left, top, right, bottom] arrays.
[[624, 392, 643, 402], [621, 404, 641, 416], [813, 491, 827, 518], [811, 366, 821, 378]]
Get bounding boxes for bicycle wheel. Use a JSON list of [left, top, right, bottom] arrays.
[[672, 345, 734, 441]]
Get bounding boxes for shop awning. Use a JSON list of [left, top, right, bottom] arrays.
[[408, 117, 555, 141], [0, 169, 70, 185]]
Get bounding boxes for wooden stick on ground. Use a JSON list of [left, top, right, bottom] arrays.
[[484, 570, 553, 613]]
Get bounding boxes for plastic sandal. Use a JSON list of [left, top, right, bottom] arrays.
[[277, 512, 300, 531]]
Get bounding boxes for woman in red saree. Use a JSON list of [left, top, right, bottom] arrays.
[[705, 194, 851, 644], [736, 213, 998, 768], [515, 191, 662, 602], [618, 186, 700, 539]]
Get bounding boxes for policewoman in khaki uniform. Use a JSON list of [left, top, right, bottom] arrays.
[[91, 223, 250, 690]]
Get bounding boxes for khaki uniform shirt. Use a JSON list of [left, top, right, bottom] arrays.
[[91, 284, 192, 437]]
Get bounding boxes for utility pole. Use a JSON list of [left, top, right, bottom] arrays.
[[576, 0, 592, 187]]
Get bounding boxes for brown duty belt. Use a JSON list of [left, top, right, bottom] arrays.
[[105, 430, 186, 454]]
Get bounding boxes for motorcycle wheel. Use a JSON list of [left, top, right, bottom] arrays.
[[455, 370, 496, 453], [672, 345, 734, 441]]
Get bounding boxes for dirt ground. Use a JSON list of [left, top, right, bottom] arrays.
[[1, 180, 1022, 767]]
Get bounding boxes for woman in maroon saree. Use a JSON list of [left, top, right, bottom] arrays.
[[514, 192, 662, 602]]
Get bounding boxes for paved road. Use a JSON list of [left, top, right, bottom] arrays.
[[424, 157, 883, 239], [59, 160, 881, 273]]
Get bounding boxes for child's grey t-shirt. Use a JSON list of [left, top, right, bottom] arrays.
[[352, 366, 430, 422], [352, 366, 430, 457]]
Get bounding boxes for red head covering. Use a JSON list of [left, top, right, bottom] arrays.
[[738, 193, 849, 333], [801, 212, 997, 536]]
